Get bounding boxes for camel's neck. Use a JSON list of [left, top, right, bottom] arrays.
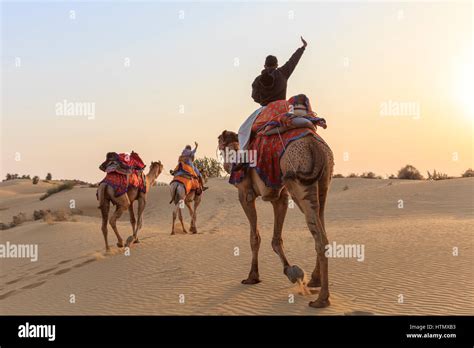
[[221, 142, 240, 174], [145, 170, 160, 192]]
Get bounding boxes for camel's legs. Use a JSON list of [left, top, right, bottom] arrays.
[[171, 204, 179, 235], [285, 180, 330, 308], [270, 190, 290, 270], [129, 203, 136, 236], [178, 204, 187, 233], [134, 197, 146, 242], [191, 194, 201, 234], [307, 181, 329, 288], [109, 202, 128, 248], [238, 188, 261, 284], [100, 202, 110, 251], [185, 200, 194, 233]]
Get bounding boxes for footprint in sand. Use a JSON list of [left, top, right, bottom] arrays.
[[21, 281, 46, 290], [72, 258, 95, 268], [6, 277, 26, 285], [54, 268, 71, 275], [36, 267, 58, 275], [58, 259, 73, 265], [0, 290, 18, 300]]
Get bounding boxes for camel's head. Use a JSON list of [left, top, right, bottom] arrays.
[[149, 161, 164, 182], [218, 130, 239, 174], [217, 130, 239, 151]]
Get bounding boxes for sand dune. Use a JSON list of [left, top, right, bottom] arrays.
[[0, 177, 472, 315]]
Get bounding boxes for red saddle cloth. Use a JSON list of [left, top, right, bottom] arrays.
[[230, 100, 327, 189], [99, 152, 146, 197]]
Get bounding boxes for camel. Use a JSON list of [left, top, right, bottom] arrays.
[[97, 161, 163, 251], [218, 130, 334, 308], [169, 179, 202, 235]]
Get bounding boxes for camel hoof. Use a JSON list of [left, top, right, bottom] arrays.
[[285, 265, 305, 284], [125, 236, 135, 247], [171, 232, 175, 235], [309, 298, 330, 308], [133, 238, 140, 244], [307, 278, 321, 288], [241, 278, 261, 285], [190, 227, 197, 234], [116, 242, 124, 248]]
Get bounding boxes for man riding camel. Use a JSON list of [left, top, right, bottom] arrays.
[[170, 142, 208, 192], [239, 37, 327, 150]]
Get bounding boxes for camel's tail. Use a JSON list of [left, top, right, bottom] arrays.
[[169, 182, 179, 205], [97, 183, 107, 209]]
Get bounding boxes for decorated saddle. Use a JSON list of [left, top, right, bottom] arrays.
[[99, 151, 147, 197], [230, 96, 328, 189], [170, 161, 201, 195]]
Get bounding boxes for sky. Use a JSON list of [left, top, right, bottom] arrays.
[[1, 0, 473, 183]]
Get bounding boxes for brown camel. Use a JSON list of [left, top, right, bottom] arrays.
[[97, 161, 163, 251], [218, 130, 334, 308], [169, 180, 202, 235]]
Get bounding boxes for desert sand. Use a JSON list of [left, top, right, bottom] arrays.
[[0, 177, 472, 315]]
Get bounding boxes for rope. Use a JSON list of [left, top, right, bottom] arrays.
[[277, 127, 297, 174]]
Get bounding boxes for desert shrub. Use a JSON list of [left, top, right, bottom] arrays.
[[32, 176, 40, 184], [462, 168, 474, 177], [388, 174, 397, 179], [427, 170, 451, 181], [11, 212, 27, 227], [347, 173, 359, 178], [360, 172, 382, 179], [45, 173, 52, 181], [194, 157, 223, 178], [5, 173, 19, 181], [33, 209, 49, 220], [397, 165, 423, 180], [343, 185, 349, 191], [333, 174, 344, 178], [39, 181, 74, 201]]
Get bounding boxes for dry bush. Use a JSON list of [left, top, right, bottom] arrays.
[[397, 165, 423, 180]]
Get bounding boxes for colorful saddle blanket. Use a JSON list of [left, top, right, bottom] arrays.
[[230, 99, 327, 189], [171, 161, 201, 194], [101, 171, 146, 197], [99, 151, 146, 196], [99, 151, 145, 175], [171, 176, 201, 195]]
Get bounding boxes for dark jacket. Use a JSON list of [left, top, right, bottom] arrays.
[[251, 47, 305, 106]]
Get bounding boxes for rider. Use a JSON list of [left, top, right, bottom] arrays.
[[171, 142, 208, 192], [239, 37, 308, 150]]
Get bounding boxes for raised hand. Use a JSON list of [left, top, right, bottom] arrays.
[[301, 36, 307, 48]]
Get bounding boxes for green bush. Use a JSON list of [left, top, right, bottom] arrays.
[[194, 157, 223, 179], [40, 181, 74, 201]]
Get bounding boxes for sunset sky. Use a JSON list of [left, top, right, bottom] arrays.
[[1, 1, 472, 183]]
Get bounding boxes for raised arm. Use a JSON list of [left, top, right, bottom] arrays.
[[279, 37, 307, 79]]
